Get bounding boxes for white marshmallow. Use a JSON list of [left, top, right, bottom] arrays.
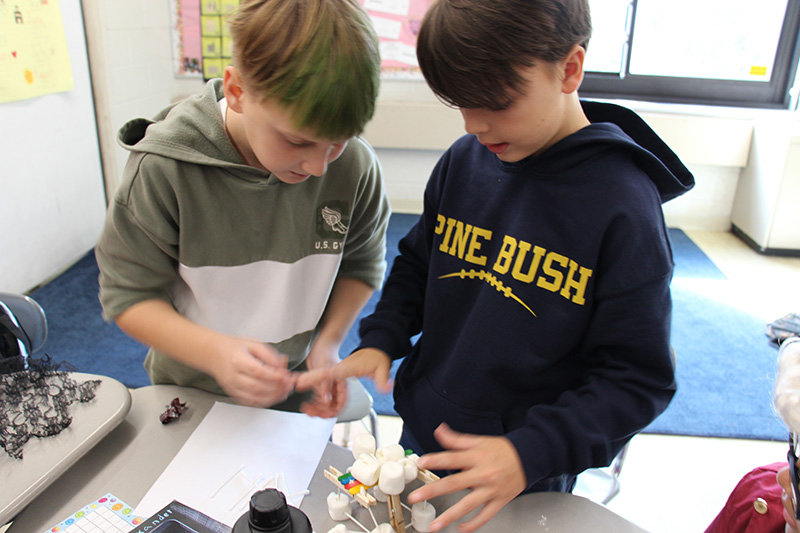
[[351, 433, 377, 459], [327, 525, 348, 533], [399, 457, 418, 483], [375, 444, 405, 464], [372, 485, 388, 503], [372, 524, 394, 533], [411, 501, 436, 532], [350, 453, 381, 486], [327, 492, 351, 521], [378, 461, 406, 495]]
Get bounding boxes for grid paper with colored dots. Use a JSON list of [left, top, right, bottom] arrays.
[[43, 493, 144, 533]]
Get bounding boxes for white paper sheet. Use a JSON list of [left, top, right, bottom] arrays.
[[134, 402, 336, 526]]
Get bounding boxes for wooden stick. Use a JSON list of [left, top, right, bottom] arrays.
[[417, 467, 440, 485], [387, 494, 405, 533], [323, 466, 376, 508]]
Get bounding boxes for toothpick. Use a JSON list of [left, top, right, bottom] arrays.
[[368, 505, 379, 527], [345, 512, 371, 533], [210, 463, 244, 498], [230, 474, 265, 511]]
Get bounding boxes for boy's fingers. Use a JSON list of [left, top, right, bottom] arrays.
[[432, 423, 478, 451], [247, 343, 289, 368], [294, 368, 332, 391]]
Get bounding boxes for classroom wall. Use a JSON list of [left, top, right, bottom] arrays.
[[5, 2, 788, 294], [82, 1, 777, 233], [0, 1, 107, 294], [82, 0, 203, 198]]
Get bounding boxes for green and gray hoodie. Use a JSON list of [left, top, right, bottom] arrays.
[[96, 80, 390, 394]]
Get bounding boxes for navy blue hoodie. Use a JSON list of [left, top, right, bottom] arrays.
[[357, 101, 694, 489]]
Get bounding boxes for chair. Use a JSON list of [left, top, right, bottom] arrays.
[[0, 292, 48, 371], [336, 377, 379, 446], [573, 346, 676, 505], [573, 441, 630, 504]]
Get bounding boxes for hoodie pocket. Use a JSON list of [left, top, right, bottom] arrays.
[[394, 374, 505, 454]]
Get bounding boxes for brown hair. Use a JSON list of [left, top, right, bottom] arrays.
[[228, 0, 380, 139], [417, 0, 592, 110]]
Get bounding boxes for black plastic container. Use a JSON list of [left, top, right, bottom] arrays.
[[232, 489, 312, 533]]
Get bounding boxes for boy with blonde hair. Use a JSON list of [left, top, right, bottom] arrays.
[[96, 0, 390, 416], [302, 0, 695, 530]]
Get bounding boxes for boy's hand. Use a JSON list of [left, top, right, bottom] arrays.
[[212, 338, 295, 408], [296, 348, 394, 394], [299, 337, 347, 419], [407, 423, 526, 532]]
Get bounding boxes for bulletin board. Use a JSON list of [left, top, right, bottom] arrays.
[[169, 0, 434, 80], [170, 0, 239, 80], [359, 0, 434, 79]]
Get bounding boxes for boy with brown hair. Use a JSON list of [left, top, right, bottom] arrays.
[[95, 0, 390, 416], [302, 0, 694, 530]]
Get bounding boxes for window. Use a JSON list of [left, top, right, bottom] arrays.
[[582, 0, 800, 109]]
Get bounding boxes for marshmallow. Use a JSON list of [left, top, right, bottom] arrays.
[[327, 525, 348, 533], [327, 492, 350, 521], [378, 461, 406, 495], [375, 444, 405, 464], [372, 485, 388, 503], [372, 524, 394, 533], [399, 457, 419, 483], [352, 433, 376, 459], [350, 453, 381, 486], [411, 501, 436, 532]]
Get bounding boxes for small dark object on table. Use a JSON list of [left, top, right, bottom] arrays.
[[160, 397, 188, 425]]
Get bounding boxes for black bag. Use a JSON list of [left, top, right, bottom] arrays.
[[0, 301, 30, 373]]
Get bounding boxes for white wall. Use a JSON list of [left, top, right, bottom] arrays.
[[74, 3, 799, 290], [82, 0, 205, 198], [0, 1, 106, 294], [82, 4, 767, 232], [364, 92, 757, 231]]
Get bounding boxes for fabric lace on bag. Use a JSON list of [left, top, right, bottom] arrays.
[[0, 356, 101, 459]]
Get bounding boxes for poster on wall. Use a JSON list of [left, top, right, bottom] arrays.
[[0, 0, 74, 104], [358, 0, 433, 79], [170, 0, 434, 81], [170, 0, 239, 80]]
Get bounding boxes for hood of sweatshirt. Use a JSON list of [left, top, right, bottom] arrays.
[[117, 79, 255, 173], [497, 100, 695, 204]]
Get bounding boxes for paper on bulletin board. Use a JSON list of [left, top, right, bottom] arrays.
[[359, 0, 434, 79], [135, 402, 336, 527], [0, 0, 74, 104], [170, 0, 203, 77]]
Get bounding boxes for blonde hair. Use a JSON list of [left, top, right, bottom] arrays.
[[228, 0, 380, 139], [774, 337, 800, 433]]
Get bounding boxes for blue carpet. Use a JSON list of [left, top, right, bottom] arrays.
[[27, 214, 787, 441]]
